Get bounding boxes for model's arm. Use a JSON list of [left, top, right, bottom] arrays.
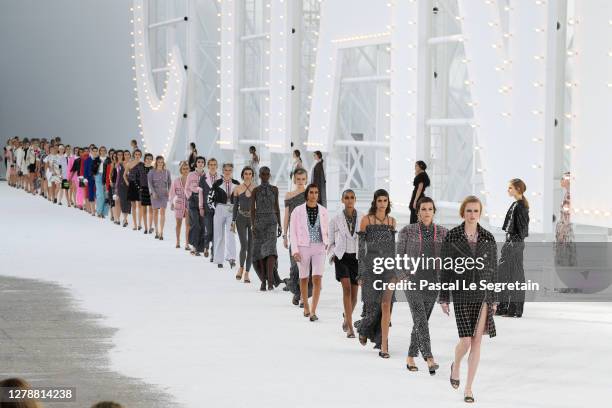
[[289, 207, 299, 256], [327, 216, 337, 257], [249, 188, 257, 231], [356, 216, 370, 281], [413, 183, 424, 208], [123, 163, 130, 185], [232, 185, 241, 222]]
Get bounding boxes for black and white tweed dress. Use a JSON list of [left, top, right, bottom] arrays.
[[439, 222, 498, 338]]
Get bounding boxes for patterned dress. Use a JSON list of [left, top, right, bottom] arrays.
[[169, 176, 187, 219], [147, 169, 172, 209], [251, 182, 282, 286], [439, 223, 498, 338], [554, 188, 576, 266], [396, 222, 448, 359], [285, 192, 312, 298], [354, 222, 397, 348]]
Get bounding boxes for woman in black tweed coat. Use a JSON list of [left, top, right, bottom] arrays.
[[439, 195, 498, 403]]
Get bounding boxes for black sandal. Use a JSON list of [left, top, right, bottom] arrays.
[[406, 359, 418, 371], [347, 331, 355, 338], [309, 314, 318, 322], [450, 363, 460, 389], [464, 392, 475, 403], [378, 351, 390, 359]]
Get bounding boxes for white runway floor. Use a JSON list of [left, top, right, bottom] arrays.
[[0, 182, 611, 408]]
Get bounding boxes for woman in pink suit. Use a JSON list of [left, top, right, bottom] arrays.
[[170, 161, 191, 249], [289, 184, 329, 321]]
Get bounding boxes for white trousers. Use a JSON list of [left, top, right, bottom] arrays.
[[213, 204, 236, 264]]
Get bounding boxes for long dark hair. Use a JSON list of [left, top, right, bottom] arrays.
[[368, 189, 391, 215]]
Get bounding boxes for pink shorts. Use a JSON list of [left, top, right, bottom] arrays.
[[296, 243, 326, 279]]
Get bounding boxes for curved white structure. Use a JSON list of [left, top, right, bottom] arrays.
[[130, 0, 187, 159]]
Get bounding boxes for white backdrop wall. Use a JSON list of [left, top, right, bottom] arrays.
[[0, 0, 138, 149]]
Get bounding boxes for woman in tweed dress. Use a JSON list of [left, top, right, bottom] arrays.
[[354, 189, 397, 358], [148, 156, 172, 240], [169, 161, 191, 249], [396, 197, 447, 374], [439, 195, 498, 403]]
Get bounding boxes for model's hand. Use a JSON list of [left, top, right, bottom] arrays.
[[293, 253, 301, 262], [357, 279, 362, 287], [230, 222, 236, 233], [277, 225, 282, 238], [283, 236, 288, 249], [440, 303, 450, 316], [491, 303, 497, 314], [329, 255, 335, 265], [199, 209, 204, 217]]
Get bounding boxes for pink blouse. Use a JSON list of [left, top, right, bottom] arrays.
[[184, 170, 205, 210]]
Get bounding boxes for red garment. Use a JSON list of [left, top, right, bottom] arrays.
[[79, 153, 89, 176], [105, 163, 113, 191]]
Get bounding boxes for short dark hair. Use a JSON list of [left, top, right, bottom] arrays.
[[314, 150, 322, 159], [131, 139, 137, 145], [144, 153, 154, 160], [304, 183, 319, 200], [195, 156, 206, 164], [416, 160, 427, 171], [416, 196, 436, 213], [133, 149, 142, 155]]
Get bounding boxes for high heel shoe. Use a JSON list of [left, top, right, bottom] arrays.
[[235, 267, 244, 280], [378, 341, 390, 359], [464, 391, 475, 403], [450, 363, 460, 389], [122, 221, 128, 227], [428, 362, 439, 376], [406, 358, 418, 372], [309, 314, 318, 322]]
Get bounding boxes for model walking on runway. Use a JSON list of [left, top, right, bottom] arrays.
[[250, 167, 283, 290], [247, 146, 260, 186], [124, 149, 143, 230], [396, 196, 447, 374], [439, 195, 498, 404], [231, 166, 255, 283], [290, 184, 329, 321], [328, 189, 360, 336], [148, 156, 172, 240], [111, 150, 131, 226], [208, 163, 240, 269], [283, 168, 311, 306], [170, 161, 190, 249], [202, 158, 219, 260], [93, 146, 110, 217], [354, 189, 397, 358], [409, 160, 430, 224], [185, 156, 206, 255], [134, 153, 153, 234], [497, 179, 529, 318]]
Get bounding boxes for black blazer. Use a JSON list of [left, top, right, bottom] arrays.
[[439, 222, 498, 304], [501, 199, 529, 242], [207, 178, 240, 207]]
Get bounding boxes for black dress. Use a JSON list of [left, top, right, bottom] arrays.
[[354, 221, 396, 348], [497, 199, 529, 316], [409, 171, 430, 223], [139, 165, 153, 207]]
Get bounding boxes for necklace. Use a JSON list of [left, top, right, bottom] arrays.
[[344, 209, 356, 235], [374, 214, 387, 224]]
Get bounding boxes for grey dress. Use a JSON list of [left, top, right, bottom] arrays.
[[354, 221, 396, 348], [251, 181, 282, 286], [285, 192, 312, 299], [233, 190, 253, 271], [147, 169, 172, 209]]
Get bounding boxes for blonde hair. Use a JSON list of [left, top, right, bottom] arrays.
[[178, 160, 190, 174], [509, 178, 529, 208], [459, 195, 483, 218]]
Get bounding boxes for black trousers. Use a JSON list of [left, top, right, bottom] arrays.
[[188, 196, 205, 253]]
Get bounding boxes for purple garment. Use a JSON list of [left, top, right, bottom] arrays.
[[147, 168, 172, 209]]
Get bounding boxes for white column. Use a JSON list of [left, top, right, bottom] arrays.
[[219, 0, 240, 150], [389, 0, 424, 212]]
